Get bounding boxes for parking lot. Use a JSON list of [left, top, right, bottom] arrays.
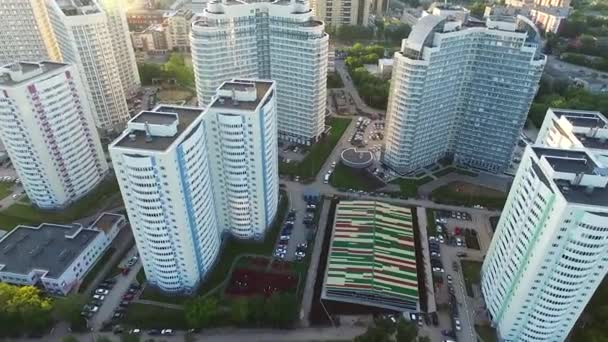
[[84, 250, 143, 331], [423, 209, 492, 342], [273, 191, 320, 263]]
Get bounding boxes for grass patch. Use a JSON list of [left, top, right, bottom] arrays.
[[460, 260, 483, 298], [327, 73, 344, 88], [78, 247, 116, 292], [330, 163, 384, 191], [426, 209, 437, 236], [157, 87, 194, 102], [433, 166, 479, 178], [0, 178, 121, 231], [431, 181, 506, 209], [279, 118, 351, 180], [0, 182, 13, 200], [475, 324, 498, 342], [391, 176, 433, 198], [123, 303, 188, 329], [140, 190, 290, 304], [136, 269, 146, 284]]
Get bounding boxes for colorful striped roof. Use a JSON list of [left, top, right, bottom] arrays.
[[324, 200, 419, 309]]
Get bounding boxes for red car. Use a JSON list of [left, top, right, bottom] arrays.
[[121, 267, 130, 275], [123, 294, 134, 300], [454, 227, 462, 236]]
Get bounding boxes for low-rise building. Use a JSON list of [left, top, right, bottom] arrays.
[[126, 9, 166, 31], [131, 24, 169, 54], [378, 58, 393, 77], [322, 200, 420, 312], [0, 213, 125, 295]]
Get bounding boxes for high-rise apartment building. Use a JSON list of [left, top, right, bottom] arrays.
[[204, 80, 279, 240], [481, 141, 608, 341], [46, 0, 131, 130], [190, 0, 328, 145], [312, 0, 385, 27], [109, 79, 278, 293], [98, 0, 142, 97], [383, 15, 545, 174], [0, 62, 108, 209], [165, 9, 193, 52], [0, 0, 61, 66]]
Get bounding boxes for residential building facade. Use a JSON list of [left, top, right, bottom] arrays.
[[98, 0, 142, 97], [165, 9, 193, 52], [0, 213, 125, 295], [191, 0, 328, 145], [126, 9, 166, 31], [0, 0, 61, 66], [109, 79, 278, 293], [0, 62, 108, 209], [383, 15, 545, 174], [312, 0, 385, 27], [46, 0, 131, 130], [481, 143, 608, 341], [131, 24, 169, 54], [204, 80, 279, 240]]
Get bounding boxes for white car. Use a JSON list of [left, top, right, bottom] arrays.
[[331, 161, 337, 167], [161, 329, 174, 335], [455, 319, 461, 331], [456, 237, 464, 247], [92, 294, 105, 301], [90, 306, 99, 313], [95, 288, 109, 295]]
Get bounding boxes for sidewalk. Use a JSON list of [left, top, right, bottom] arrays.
[[416, 207, 437, 313]]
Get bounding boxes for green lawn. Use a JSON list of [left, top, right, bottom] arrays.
[[330, 163, 384, 191], [0, 178, 121, 231], [140, 190, 290, 304], [391, 176, 433, 198], [78, 247, 116, 293], [0, 183, 13, 200], [123, 303, 188, 329], [433, 166, 479, 178], [476, 324, 498, 342], [431, 182, 506, 209], [461, 260, 483, 297], [279, 118, 351, 180]]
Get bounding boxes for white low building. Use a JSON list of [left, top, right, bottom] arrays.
[[0, 213, 125, 295]]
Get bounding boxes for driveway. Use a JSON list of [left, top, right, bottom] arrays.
[[90, 251, 142, 331]]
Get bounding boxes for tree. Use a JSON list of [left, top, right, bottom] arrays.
[[418, 337, 431, 342], [229, 297, 250, 324], [96, 337, 113, 342], [395, 319, 417, 342], [354, 325, 392, 342], [0, 283, 53, 337], [137, 63, 164, 85], [247, 295, 266, 324], [164, 53, 195, 87], [468, 2, 487, 18], [384, 23, 412, 44], [185, 297, 219, 328]]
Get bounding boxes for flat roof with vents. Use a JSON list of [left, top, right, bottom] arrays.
[[0, 224, 100, 279]]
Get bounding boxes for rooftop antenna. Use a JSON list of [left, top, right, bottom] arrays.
[[144, 121, 153, 143]]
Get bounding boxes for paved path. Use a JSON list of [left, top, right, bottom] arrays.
[[23, 326, 365, 342], [335, 60, 384, 116], [299, 198, 331, 327], [416, 206, 437, 313], [135, 299, 184, 310]]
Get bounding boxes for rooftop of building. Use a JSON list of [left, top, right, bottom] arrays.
[[210, 79, 274, 111], [55, 0, 101, 16], [0, 224, 99, 279], [558, 181, 608, 207], [89, 213, 124, 234], [323, 200, 419, 311], [532, 147, 600, 175], [113, 105, 203, 151], [0, 62, 67, 87], [553, 109, 608, 129]]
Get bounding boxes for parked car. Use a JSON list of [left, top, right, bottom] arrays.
[[455, 319, 461, 331], [161, 329, 174, 336], [92, 294, 105, 301], [148, 329, 161, 335], [95, 288, 109, 295]]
